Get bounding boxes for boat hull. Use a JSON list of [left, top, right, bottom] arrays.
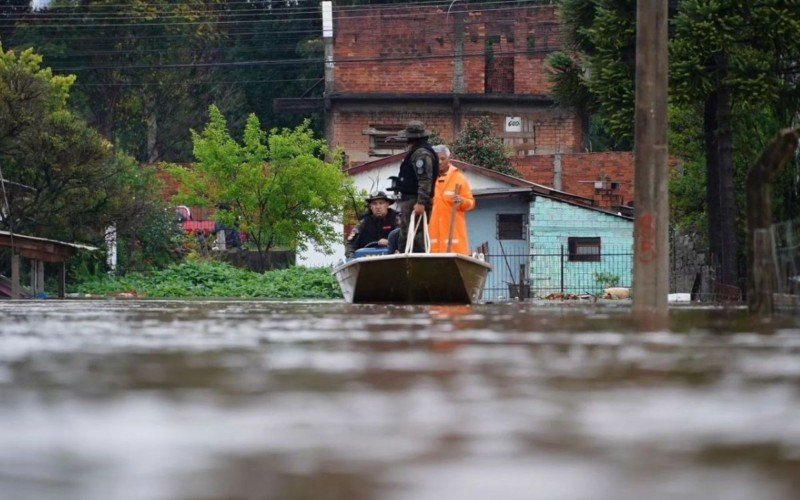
[[333, 253, 492, 304]]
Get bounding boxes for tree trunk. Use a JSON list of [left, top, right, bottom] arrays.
[[704, 56, 739, 288], [746, 127, 800, 314], [146, 98, 159, 164]]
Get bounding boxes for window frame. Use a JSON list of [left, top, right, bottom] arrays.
[[568, 237, 601, 262], [496, 213, 526, 240], [364, 124, 406, 157]]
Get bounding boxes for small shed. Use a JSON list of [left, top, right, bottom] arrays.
[[469, 187, 633, 300], [0, 231, 97, 299]]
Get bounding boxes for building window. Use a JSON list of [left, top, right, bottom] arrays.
[[527, 35, 536, 53], [497, 214, 525, 240], [568, 237, 601, 262], [363, 124, 406, 157]]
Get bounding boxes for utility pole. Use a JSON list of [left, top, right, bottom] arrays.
[[321, 1, 335, 148], [632, 0, 669, 317]]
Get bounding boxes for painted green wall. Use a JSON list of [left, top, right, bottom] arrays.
[[530, 196, 633, 296]]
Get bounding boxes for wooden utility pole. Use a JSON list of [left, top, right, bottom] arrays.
[[632, 0, 669, 317]]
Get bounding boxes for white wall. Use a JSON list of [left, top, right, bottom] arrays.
[[296, 222, 346, 268], [350, 161, 516, 197]]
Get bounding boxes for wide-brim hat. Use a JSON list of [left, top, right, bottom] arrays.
[[396, 120, 431, 139], [365, 191, 392, 204]]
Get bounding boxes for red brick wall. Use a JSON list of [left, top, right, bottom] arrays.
[[512, 155, 554, 186], [513, 152, 635, 206], [333, 4, 560, 95]]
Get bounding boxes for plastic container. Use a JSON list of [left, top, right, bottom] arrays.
[[352, 247, 390, 259]]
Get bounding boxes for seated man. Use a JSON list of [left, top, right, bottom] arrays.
[[345, 191, 400, 258]]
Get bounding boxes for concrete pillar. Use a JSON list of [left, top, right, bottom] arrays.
[[452, 8, 465, 94], [553, 154, 563, 191], [322, 1, 335, 150], [322, 1, 334, 94]]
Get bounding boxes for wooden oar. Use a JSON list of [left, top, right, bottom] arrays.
[[446, 183, 462, 252]]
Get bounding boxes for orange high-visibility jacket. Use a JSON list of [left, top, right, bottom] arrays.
[[429, 166, 475, 254]]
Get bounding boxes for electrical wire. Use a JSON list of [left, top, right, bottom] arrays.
[[3, 1, 552, 28], [49, 47, 557, 72], [74, 76, 324, 87], [2, 0, 538, 18]]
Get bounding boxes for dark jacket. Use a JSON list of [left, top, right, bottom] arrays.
[[345, 208, 401, 257], [396, 142, 439, 206]]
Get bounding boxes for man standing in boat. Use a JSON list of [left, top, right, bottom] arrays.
[[429, 144, 475, 254], [392, 120, 439, 253], [345, 191, 400, 258]]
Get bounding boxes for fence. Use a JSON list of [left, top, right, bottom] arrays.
[[482, 244, 633, 301], [772, 220, 800, 299]]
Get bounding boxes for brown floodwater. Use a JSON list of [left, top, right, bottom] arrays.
[[0, 300, 799, 500]]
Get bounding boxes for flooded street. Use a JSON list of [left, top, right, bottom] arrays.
[[1, 301, 799, 500]]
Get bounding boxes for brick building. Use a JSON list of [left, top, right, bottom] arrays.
[[276, 2, 634, 207], [328, 2, 584, 163]]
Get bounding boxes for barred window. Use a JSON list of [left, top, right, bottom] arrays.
[[568, 237, 601, 262], [497, 214, 525, 240]]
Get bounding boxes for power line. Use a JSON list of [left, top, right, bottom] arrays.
[[10, 27, 321, 41], [2, 1, 551, 28], [74, 77, 324, 87], [1, 0, 533, 17], [31, 43, 320, 58], [50, 47, 557, 72], [7, 4, 556, 45]]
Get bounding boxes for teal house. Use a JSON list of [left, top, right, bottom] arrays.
[[467, 183, 633, 300]]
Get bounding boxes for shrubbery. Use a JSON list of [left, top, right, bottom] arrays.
[[72, 261, 342, 299]]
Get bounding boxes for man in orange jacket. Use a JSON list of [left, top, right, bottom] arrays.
[[429, 145, 475, 254]]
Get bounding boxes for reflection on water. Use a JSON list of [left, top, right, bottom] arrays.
[[0, 301, 799, 500]]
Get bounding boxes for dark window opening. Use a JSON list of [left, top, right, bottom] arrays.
[[497, 214, 525, 240], [365, 124, 405, 156], [527, 35, 536, 53], [568, 237, 601, 262], [485, 35, 513, 93]]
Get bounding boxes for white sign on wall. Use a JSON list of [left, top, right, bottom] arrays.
[[505, 116, 522, 132]]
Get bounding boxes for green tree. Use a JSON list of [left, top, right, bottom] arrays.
[[670, 0, 800, 285], [549, 0, 800, 287], [170, 106, 350, 267], [8, 0, 324, 162], [452, 116, 518, 176], [1, 44, 175, 272], [547, 0, 636, 151]]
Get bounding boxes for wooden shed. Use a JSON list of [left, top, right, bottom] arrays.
[[0, 231, 97, 299]]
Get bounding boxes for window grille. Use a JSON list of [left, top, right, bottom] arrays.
[[497, 214, 525, 240], [568, 237, 601, 262]]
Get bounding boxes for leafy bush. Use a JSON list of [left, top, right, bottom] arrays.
[[594, 271, 620, 288], [72, 261, 342, 299]]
